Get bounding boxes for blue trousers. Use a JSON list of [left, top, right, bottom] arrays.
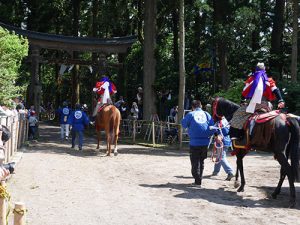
[[213, 146, 233, 175], [71, 130, 83, 149]]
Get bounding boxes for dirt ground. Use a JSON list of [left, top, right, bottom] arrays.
[[6, 123, 300, 225]]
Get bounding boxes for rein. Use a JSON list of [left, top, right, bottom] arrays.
[[213, 97, 223, 121], [211, 141, 224, 164]]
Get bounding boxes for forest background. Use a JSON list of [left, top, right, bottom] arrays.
[[0, 0, 299, 119]]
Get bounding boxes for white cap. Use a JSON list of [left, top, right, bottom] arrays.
[[257, 62, 265, 70]]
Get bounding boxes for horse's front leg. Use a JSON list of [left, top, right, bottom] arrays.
[[271, 167, 285, 199], [236, 150, 246, 192], [234, 162, 240, 188]]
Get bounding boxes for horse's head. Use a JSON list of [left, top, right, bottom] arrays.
[[211, 97, 240, 122]]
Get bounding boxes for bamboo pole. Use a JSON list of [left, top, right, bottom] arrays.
[[133, 120, 136, 144], [0, 181, 6, 225], [152, 121, 155, 147], [13, 202, 26, 225]]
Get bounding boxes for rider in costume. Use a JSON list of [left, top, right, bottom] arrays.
[[92, 76, 117, 117], [230, 62, 285, 139]]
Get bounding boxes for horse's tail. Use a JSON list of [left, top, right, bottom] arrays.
[[109, 106, 121, 143], [287, 117, 300, 182]]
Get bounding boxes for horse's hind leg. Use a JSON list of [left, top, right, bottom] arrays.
[[96, 131, 100, 150], [271, 167, 286, 199], [113, 133, 119, 156], [106, 133, 111, 156], [236, 151, 246, 192], [274, 153, 296, 208]]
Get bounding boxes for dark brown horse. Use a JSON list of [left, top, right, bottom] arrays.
[[95, 105, 121, 156], [212, 97, 300, 208]]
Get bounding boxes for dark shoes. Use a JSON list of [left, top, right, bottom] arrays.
[[225, 173, 234, 181]]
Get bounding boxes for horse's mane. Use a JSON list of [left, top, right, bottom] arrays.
[[214, 97, 240, 121]]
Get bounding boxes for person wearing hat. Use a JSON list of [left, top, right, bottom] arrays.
[[92, 76, 117, 117], [230, 62, 285, 139], [28, 110, 38, 140], [67, 103, 90, 151], [136, 87, 143, 119], [57, 101, 71, 141]]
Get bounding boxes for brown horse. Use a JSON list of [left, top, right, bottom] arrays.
[[95, 105, 121, 156]]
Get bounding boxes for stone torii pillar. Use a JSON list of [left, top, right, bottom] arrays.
[[30, 46, 41, 117]]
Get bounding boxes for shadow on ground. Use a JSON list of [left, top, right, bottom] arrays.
[[140, 182, 300, 209]]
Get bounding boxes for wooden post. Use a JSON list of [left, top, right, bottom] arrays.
[[133, 120, 136, 144], [160, 122, 163, 143], [0, 182, 6, 225], [179, 125, 183, 149], [13, 202, 26, 225], [152, 121, 155, 147]]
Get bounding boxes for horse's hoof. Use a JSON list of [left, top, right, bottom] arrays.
[[114, 152, 118, 156], [289, 202, 296, 208], [237, 186, 244, 192], [234, 181, 240, 188]]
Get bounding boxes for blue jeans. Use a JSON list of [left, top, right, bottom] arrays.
[[71, 130, 83, 149], [213, 146, 233, 175]]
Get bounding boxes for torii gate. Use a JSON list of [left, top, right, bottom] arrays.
[[0, 22, 136, 115]]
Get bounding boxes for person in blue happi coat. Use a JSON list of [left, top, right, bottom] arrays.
[[181, 100, 215, 187], [68, 103, 90, 151], [57, 101, 71, 141]]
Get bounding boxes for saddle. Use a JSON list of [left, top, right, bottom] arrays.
[[232, 110, 283, 152], [97, 103, 109, 112]]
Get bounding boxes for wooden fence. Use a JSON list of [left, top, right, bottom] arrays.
[[0, 113, 28, 163], [120, 119, 189, 148]]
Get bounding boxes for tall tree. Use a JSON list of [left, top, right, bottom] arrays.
[[71, 0, 81, 107], [269, 0, 285, 80], [291, 0, 298, 82], [143, 0, 157, 119], [177, 0, 185, 122], [213, 0, 230, 90]]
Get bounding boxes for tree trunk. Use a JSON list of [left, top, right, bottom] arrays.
[[291, 0, 298, 82], [269, 0, 285, 80], [71, 0, 81, 107], [177, 0, 185, 122], [143, 0, 157, 120], [213, 0, 230, 90]]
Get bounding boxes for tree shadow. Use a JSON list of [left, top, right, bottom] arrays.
[[139, 182, 300, 209]]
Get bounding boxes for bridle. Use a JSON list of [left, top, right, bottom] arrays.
[[212, 97, 223, 121]]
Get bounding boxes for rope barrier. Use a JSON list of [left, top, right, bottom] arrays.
[[0, 183, 11, 225], [13, 208, 27, 216]]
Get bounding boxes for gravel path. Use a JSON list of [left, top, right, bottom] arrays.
[[7, 123, 300, 225]]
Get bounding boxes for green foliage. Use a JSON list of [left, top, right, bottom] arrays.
[[277, 81, 300, 114], [214, 79, 244, 104], [0, 27, 28, 105]]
